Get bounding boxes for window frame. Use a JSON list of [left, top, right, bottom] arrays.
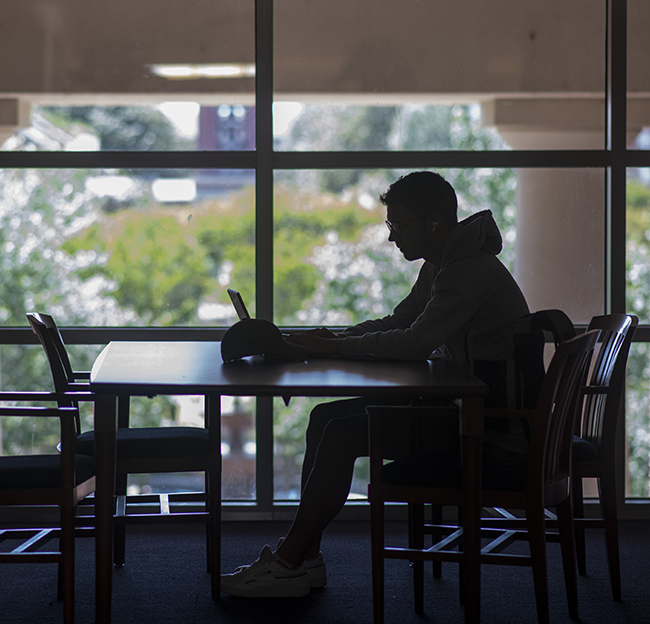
[[0, 0, 647, 519]]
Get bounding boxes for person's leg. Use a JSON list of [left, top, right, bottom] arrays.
[[279, 412, 370, 565], [220, 409, 374, 596], [221, 404, 459, 596], [279, 401, 431, 566], [300, 397, 388, 492]]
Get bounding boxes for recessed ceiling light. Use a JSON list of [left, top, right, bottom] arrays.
[[149, 64, 255, 80]]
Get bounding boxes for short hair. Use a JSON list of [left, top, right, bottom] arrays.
[[379, 171, 458, 224]]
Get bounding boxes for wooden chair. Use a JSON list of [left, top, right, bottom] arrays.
[[367, 329, 599, 624], [26, 312, 220, 569], [571, 313, 637, 601], [471, 313, 635, 604], [0, 392, 95, 624], [421, 308, 576, 577]]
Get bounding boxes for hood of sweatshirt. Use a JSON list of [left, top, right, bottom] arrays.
[[439, 210, 503, 268]]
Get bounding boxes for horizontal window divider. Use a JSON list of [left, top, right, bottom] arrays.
[[626, 151, 650, 167], [0, 151, 258, 170], [273, 150, 612, 169], [0, 149, 639, 170]]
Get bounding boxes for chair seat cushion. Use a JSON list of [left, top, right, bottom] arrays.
[[76, 426, 211, 459], [572, 435, 598, 463], [0, 454, 95, 489], [382, 450, 528, 492]]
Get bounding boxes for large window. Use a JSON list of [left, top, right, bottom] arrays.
[[0, 0, 648, 514]]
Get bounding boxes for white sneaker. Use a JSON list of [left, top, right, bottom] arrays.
[[276, 538, 327, 588], [220, 545, 310, 598], [305, 552, 327, 588]]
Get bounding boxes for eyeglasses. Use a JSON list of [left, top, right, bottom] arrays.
[[385, 216, 424, 237]]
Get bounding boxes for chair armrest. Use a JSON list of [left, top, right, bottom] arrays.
[[60, 390, 99, 402], [73, 371, 91, 381], [0, 391, 82, 403], [67, 382, 92, 391], [0, 404, 78, 418], [0, 392, 79, 421]]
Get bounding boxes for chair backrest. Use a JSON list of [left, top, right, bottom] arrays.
[[27, 312, 76, 391], [529, 308, 576, 345], [513, 309, 577, 409], [525, 329, 599, 490], [578, 313, 638, 459], [467, 308, 575, 411], [26, 313, 81, 437]]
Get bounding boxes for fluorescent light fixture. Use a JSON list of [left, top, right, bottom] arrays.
[[150, 63, 255, 80]]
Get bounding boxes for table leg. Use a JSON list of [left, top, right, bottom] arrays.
[[206, 394, 221, 599], [94, 393, 117, 624], [459, 396, 483, 624]]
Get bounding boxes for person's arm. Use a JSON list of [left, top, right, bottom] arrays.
[[340, 263, 434, 337], [286, 263, 436, 357], [340, 278, 480, 360], [285, 332, 344, 356]]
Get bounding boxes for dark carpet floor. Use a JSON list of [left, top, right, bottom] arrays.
[[1, 519, 649, 623]]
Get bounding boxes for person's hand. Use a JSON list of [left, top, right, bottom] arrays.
[[300, 327, 341, 339], [285, 332, 343, 356]]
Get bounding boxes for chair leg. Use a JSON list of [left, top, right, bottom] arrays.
[[599, 474, 622, 601], [207, 457, 221, 599], [556, 498, 579, 620], [113, 474, 128, 566], [370, 490, 386, 624], [527, 503, 550, 624], [409, 503, 424, 613], [572, 475, 587, 576], [61, 504, 76, 624], [430, 504, 443, 578], [204, 469, 212, 573], [457, 506, 464, 605]]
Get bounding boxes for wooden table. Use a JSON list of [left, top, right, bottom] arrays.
[[90, 341, 487, 623]]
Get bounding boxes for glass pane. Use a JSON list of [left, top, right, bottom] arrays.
[[222, 396, 256, 501], [0, 1, 255, 152], [628, 0, 650, 150], [626, 342, 650, 498], [274, 1, 606, 150], [274, 396, 319, 500], [273, 168, 603, 327], [627, 169, 650, 324], [626, 169, 650, 499], [0, 168, 254, 327], [273, 396, 368, 501]]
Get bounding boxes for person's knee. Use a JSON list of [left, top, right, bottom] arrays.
[[306, 402, 336, 444], [318, 415, 369, 458]]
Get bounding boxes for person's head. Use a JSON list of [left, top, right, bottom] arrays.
[[379, 171, 458, 264]]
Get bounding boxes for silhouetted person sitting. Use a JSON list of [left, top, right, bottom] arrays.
[[220, 171, 530, 597]]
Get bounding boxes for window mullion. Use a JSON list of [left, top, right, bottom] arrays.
[[254, 0, 275, 513]]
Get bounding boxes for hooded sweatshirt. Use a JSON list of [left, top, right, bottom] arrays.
[[339, 210, 530, 370]]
